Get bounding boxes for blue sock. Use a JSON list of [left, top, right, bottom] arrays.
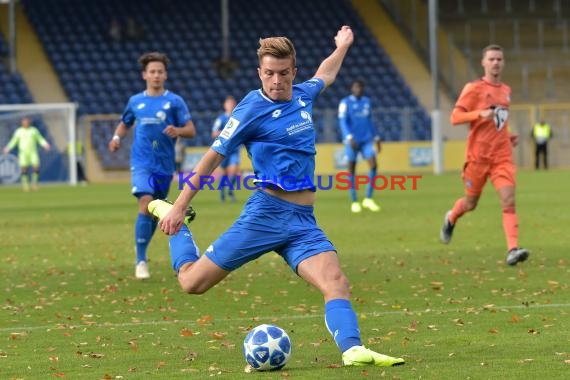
[[135, 213, 155, 263], [325, 299, 362, 353], [228, 175, 236, 195], [366, 167, 377, 199], [349, 174, 357, 202], [168, 225, 200, 272]]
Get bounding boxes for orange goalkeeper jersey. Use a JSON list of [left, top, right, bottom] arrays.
[[451, 78, 512, 163]]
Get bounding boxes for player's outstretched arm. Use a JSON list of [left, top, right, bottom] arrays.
[[159, 148, 225, 235], [4, 132, 19, 153], [314, 26, 354, 88]]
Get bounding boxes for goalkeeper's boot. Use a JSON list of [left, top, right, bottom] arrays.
[[506, 247, 530, 266], [440, 210, 455, 244], [342, 346, 405, 367], [362, 197, 381, 212], [351, 202, 362, 213], [148, 199, 196, 225]]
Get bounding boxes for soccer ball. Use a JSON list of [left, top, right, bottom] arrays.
[[243, 324, 292, 371]]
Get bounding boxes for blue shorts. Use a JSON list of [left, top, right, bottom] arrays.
[[206, 190, 336, 272], [131, 167, 171, 199], [220, 150, 241, 169], [345, 140, 376, 162]]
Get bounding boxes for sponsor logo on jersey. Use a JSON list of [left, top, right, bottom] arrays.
[[493, 107, 509, 131]]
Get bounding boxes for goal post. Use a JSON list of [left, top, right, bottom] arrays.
[[0, 102, 79, 186]]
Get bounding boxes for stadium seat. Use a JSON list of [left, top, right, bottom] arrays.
[[20, 0, 431, 169]]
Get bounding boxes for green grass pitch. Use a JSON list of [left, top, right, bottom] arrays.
[[1, 169, 569, 379]]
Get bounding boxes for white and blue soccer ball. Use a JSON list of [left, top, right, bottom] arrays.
[[243, 324, 292, 371]]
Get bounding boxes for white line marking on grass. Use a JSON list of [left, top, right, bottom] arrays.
[[2, 302, 569, 333]]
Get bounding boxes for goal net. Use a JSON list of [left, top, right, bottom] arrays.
[[0, 103, 79, 186]]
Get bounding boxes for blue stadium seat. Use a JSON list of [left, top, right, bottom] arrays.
[[21, 0, 431, 166]]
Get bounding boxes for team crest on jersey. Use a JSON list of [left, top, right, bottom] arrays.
[[493, 107, 509, 131], [163, 101, 171, 110], [301, 110, 312, 122], [156, 111, 166, 121], [220, 117, 240, 139]]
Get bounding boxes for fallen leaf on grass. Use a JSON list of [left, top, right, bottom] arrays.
[[10, 332, 27, 340], [197, 315, 213, 325], [430, 281, 443, 290], [209, 331, 226, 340], [518, 358, 534, 363], [452, 318, 464, 326], [156, 361, 166, 369]]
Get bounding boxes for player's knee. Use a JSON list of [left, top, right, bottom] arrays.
[[179, 280, 207, 295], [324, 272, 351, 298], [501, 195, 515, 209], [464, 199, 478, 211]]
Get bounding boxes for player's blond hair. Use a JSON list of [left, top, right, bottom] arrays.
[[139, 52, 170, 71], [481, 44, 503, 58], [257, 37, 296, 67]]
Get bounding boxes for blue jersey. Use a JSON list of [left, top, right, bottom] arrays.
[[212, 78, 325, 191], [122, 90, 191, 174], [338, 94, 377, 143]]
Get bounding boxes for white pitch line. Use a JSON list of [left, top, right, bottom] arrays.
[[1, 302, 569, 333]]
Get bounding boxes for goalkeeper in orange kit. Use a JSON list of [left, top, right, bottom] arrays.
[[440, 44, 529, 266]]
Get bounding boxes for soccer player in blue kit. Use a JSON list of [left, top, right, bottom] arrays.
[[211, 95, 240, 202], [108, 52, 197, 280], [150, 27, 405, 367], [338, 80, 382, 213]]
